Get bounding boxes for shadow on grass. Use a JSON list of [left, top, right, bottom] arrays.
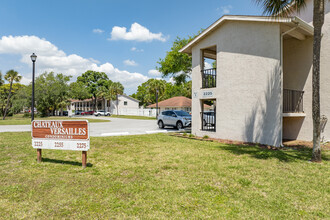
[[218, 144, 329, 162], [42, 158, 93, 167]]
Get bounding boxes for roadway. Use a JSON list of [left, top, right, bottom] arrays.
[[0, 116, 182, 136]]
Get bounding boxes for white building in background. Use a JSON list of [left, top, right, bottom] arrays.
[[70, 94, 156, 117], [180, 1, 330, 147]]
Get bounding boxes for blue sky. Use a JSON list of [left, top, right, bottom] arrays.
[[0, 0, 262, 94]]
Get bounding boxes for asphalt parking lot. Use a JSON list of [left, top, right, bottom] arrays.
[[89, 116, 178, 136], [0, 116, 188, 136]]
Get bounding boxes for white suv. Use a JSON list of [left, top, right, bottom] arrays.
[[157, 110, 191, 130], [94, 110, 111, 116]]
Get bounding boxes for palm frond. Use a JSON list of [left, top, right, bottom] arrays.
[[254, 0, 306, 17]]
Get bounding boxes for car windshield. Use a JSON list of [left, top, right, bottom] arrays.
[[175, 111, 190, 116]]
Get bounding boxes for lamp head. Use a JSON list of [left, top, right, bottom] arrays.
[[30, 53, 37, 62]]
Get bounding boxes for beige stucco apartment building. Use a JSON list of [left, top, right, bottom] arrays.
[[180, 1, 330, 147]]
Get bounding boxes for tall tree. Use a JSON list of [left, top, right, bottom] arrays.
[[77, 70, 109, 111], [96, 79, 114, 112], [255, 0, 325, 162], [0, 71, 4, 86], [34, 72, 71, 116], [109, 82, 124, 115], [10, 84, 30, 115], [163, 81, 192, 100], [2, 70, 21, 120], [148, 78, 166, 103], [131, 79, 168, 107], [157, 36, 196, 84], [54, 73, 72, 115], [0, 83, 24, 116], [69, 81, 91, 100]]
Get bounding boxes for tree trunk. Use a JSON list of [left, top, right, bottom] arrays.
[[104, 98, 106, 113], [116, 93, 119, 115], [2, 81, 13, 120], [94, 97, 97, 111], [312, 0, 324, 162]]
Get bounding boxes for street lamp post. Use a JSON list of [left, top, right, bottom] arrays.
[[156, 89, 159, 117], [30, 53, 37, 122]]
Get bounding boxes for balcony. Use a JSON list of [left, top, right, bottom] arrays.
[[201, 68, 216, 88], [283, 89, 304, 116]]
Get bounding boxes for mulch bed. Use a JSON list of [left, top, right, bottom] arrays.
[[170, 133, 330, 151]]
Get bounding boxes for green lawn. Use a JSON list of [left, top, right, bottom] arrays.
[[0, 115, 110, 125], [110, 115, 156, 120], [0, 132, 329, 219]]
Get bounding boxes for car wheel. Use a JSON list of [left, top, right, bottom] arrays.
[[158, 120, 164, 129], [176, 121, 183, 130], [106, 113, 110, 116]]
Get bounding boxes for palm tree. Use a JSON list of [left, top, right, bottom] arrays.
[[148, 79, 166, 97], [3, 70, 22, 120], [96, 85, 109, 113], [0, 71, 4, 86], [148, 79, 166, 116], [109, 82, 124, 115], [255, 0, 324, 162]]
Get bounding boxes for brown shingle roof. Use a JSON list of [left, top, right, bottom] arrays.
[[148, 96, 192, 108]]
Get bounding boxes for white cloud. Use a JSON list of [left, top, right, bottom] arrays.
[[217, 5, 233, 14], [168, 77, 175, 84], [91, 63, 148, 91], [110, 22, 166, 42], [93, 29, 104, 34], [131, 47, 144, 52], [148, 69, 161, 76], [20, 76, 31, 85], [123, 59, 138, 66], [204, 62, 213, 69], [0, 35, 148, 93]]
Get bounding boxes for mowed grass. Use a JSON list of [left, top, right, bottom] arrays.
[[0, 132, 329, 219], [0, 114, 110, 125], [110, 115, 156, 120]]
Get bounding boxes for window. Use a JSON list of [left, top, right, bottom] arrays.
[[175, 111, 190, 117], [201, 99, 216, 132], [124, 101, 128, 106], [168, 111, 176, 117], [201, 46, 217, 88]]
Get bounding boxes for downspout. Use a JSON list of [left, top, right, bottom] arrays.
[[280, 25, 298, 146]]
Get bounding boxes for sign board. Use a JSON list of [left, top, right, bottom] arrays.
[[202, 91, 214, 98], [32, 120, 89, 151]]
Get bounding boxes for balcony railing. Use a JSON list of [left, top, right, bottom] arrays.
[[200, 111, 216, 132], [283, 89, 304, 113], [201, 68, 216, 88]]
